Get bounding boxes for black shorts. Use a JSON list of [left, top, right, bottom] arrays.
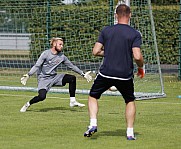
[[89, 74, 135, 103]]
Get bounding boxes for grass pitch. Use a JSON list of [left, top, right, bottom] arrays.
[[0, 79, 181, 149]]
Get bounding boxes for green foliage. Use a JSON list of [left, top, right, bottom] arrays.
[[0, 1, 179, 64], [152, 0, 179, 5], [29, 4, 108, 62], [28, 4, 179, 64], [152, 5, 179, 64]]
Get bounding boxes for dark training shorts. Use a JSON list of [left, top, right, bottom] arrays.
[[89, 74, 135, 103]]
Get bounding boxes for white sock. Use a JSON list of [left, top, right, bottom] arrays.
[[26, 102, 30, 106], [90, 119, 97, 126], [70, 97, 76, 103], [127, 128, 134, 137]]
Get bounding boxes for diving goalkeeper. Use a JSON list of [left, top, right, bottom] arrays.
[[20, 37, 92, 112]]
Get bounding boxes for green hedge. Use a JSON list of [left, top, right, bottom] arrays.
[[29, 4, 109, 62], [152, 0, 178, 5], [0, 1, 179, 64], [153, 6, 179, 64], [28, 4, 179, 64]]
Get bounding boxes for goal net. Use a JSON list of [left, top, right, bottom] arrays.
[[0, 0, 165, 100]]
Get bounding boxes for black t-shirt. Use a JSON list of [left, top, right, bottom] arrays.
[[98, 24, 142, 79]]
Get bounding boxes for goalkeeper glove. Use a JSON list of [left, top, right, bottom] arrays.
[[21, 74, 29, 85], [82, 71, 92, 82], [137, 65, 145, 79]]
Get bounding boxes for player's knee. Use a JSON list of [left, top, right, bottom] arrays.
[[124, 97, 135, 103], [89, 92, 101, 100], [38, 94, 46, 101], [70, 75, 76, 83]]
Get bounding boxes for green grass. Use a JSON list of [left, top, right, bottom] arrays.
[[0, 79, 181, 149]]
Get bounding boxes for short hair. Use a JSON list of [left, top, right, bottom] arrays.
[[116, 4, 131, 18], [50, 37, 63, 47]]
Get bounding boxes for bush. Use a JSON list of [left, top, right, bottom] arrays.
[[28, 4, 179, 64], [152, 5, 179, 64]]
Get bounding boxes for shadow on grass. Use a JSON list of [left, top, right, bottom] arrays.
[[84, 129, 140, 140], [30, 106, 85, 112], [97, 129, 140, 139], [99, 129, 126, 137]]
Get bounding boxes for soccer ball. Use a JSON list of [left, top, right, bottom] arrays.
[[109, 86, 117, 91]]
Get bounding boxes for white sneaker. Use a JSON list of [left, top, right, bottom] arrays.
[[20, 102, 30, 112], [70, 101, 85, 107]]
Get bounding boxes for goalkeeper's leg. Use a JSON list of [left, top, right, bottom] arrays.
[[62, 74, 76, 97], [62, 74, 85, 107], [20, 89, 47, 112], [29, 89, 47, 105]]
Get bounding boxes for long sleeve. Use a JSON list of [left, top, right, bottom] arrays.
[[63, 56, 83, 75], [28, 52, 46, 76]]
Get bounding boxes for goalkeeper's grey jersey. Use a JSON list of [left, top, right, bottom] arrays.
[[28, 49, 83, 78]]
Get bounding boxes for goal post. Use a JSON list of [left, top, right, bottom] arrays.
[[0, 0, 165, 100]]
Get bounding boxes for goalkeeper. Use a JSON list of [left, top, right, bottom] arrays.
[[20, 37, 92, 112], [84, 4, 144, 140]]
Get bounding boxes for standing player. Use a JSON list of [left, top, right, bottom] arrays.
[[20, 37, 92, 112], [84, 4, 144, 140]]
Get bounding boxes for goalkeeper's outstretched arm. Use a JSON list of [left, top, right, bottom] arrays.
[[20, 74, 29, 85], [20, 51, 45, 85], [63, 56, 92, 83], [81, 71, 92, 83]]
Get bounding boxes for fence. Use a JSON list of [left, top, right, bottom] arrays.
[[0, 0, 179, 76], [0, 0, 179, 99]]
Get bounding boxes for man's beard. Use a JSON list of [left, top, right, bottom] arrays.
[[55, 47, 61, 52]]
